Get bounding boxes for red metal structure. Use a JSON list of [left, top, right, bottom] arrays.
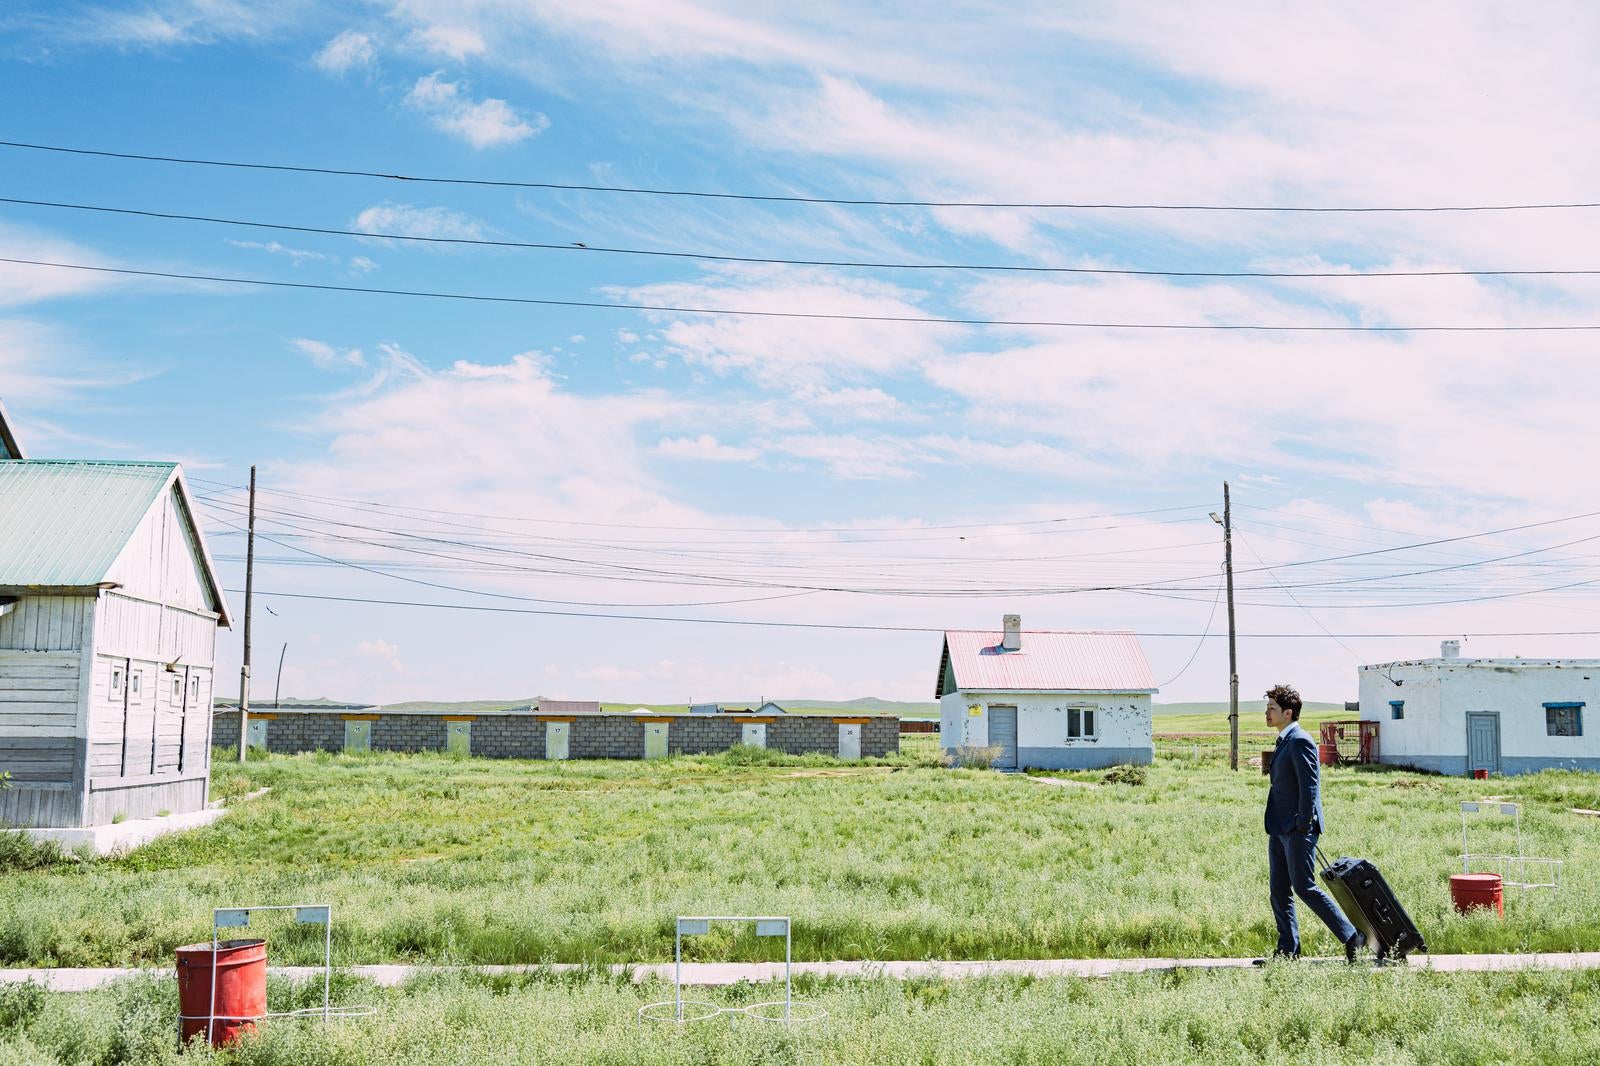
[[1319, 720, 1379, 764]]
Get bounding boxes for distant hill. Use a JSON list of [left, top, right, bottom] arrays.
[[216, 694, 943, 715], [1153, 700, 1346, 717]]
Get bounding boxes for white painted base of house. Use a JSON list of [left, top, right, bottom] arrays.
[[18, 807, 227, 856]]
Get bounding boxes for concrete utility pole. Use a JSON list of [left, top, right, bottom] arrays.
[[1221, 482, 1239, 770], [273, 643, 288, 710], [237, 465, 256, 763]]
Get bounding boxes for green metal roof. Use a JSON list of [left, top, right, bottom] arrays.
[[0, 460, 176, 587]]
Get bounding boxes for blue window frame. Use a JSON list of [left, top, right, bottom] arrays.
[[1544, 702, 1584, 737], [1389, 700, 1404, 720]]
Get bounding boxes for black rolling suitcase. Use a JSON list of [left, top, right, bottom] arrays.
[[1318, 852, 1427, 962]]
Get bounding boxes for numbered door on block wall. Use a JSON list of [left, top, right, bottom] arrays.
[[246, 718, 269, 749], [837, 723, 861, 760], [741, 722, 767, 749], [545, 721, 570, 760], [344, 719, 372, 752], [446, 721, 471, 755], [644, 721, 669, 759]]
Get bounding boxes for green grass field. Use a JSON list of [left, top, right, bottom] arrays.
[[5, 966, 1600, 1065], [2, 741, 1597, 970]]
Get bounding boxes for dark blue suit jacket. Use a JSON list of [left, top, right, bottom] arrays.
[[1264, 722, 1324, 836]]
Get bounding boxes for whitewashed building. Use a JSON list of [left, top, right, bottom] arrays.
[[937, 615, 1156, 770], [1359, 641, 1599, 776], [0, 404, 231, 828]]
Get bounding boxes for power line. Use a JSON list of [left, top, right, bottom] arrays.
[[8, 139, 1600, 213], [217, 586, 1600, 639], [189, 478, 1208, 535], [11, 194, 1600, 280], [13, 256, 1600, 332], [1155, 571, 1225, 688]]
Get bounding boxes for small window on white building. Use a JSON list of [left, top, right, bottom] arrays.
[[130, 672, 140, 695], [111, 666, 124, 693], [173, 677, 182, 702], [1545, 703, 1583, 737], [1390, 700, 1404, 720], [1067, 708, 1098, 739]]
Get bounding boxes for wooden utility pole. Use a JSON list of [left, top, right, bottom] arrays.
[[237, 466, 256, 763], [1223, 481, 1239, 770]]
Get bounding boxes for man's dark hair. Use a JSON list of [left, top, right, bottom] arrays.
[[1265, 684, 1303, 719]]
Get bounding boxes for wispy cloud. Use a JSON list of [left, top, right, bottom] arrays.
[[654, 434, 759, 462], [226, 239, 335, 266], [351, 203, 487, 242], [314, 28, 375, 74], [404, 71, 547, 148], [289, 338, 366, 370]]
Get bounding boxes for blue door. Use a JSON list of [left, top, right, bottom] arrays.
[[1466, 712, 1500, 776], [989, 706, 1018, 770]]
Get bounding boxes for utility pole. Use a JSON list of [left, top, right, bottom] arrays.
[[1223, 482, 1239, 770], [237, 466, 256, 763], [273, 643, 287, 710]]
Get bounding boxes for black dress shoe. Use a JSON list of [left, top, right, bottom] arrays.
[[1345, 931, 1367, 963]]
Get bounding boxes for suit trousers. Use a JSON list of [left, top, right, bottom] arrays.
[[1268, 832, 1357, 956]]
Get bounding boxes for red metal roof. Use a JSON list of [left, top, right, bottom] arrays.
[[937, 629, 1156, 696]]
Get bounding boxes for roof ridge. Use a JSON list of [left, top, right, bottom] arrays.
[[0, 458, 178, 468]]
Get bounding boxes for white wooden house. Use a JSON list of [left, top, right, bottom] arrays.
[[937, 615, 1157, 770], [0, 403, 231, 828]]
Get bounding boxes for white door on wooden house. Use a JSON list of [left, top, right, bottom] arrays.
[[837, 723, 861, 760], [644, 721, 669, 759], [446, 721, 471, 755], [545, 721, 570, 760], [121, 664, 148, 777], [154, 670, 184, 774], [741, 722, 767, 748], [344, 719, 372, 752], [246, 717, 269, 749]]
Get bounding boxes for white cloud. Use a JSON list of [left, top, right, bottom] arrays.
[[355, 638, 405, 674], [48, 1, 313, 49], [290, 338, 366, 370], [313, 29, 375, 73], [620, 268, 952, 388], [771, 434, 925, 480], [0, 223, 124, 308], [226, 239, 334, 266], [348, 256, 379, 274], [653, 434, 759, 462], [409, 23, 485, 60], [404, 72, 547, 148], [351, 203, 487, 242]]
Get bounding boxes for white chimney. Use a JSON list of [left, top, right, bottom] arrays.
[[1002, 614, 1021, 651], [1441, 639, 1461, 660]]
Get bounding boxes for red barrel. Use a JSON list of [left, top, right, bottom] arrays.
[[1318, 743, 1339, 766], [176, 939, 268, 1047], [1449, 873, 1504, 917], [1472, 769, 1489, 780]]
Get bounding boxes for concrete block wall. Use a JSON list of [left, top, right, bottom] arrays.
[[211, 710, 898, 760], [862, 718, 898, 758], [373, 715, 446, 754], [472, 717, 545, 759], [769, 716, 840, 755], [667, 715, 744, 754]]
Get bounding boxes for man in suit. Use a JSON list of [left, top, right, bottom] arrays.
[[1264, 684, 1365, 962]]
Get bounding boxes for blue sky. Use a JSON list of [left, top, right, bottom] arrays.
[[5, 2, 1600, 706]]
